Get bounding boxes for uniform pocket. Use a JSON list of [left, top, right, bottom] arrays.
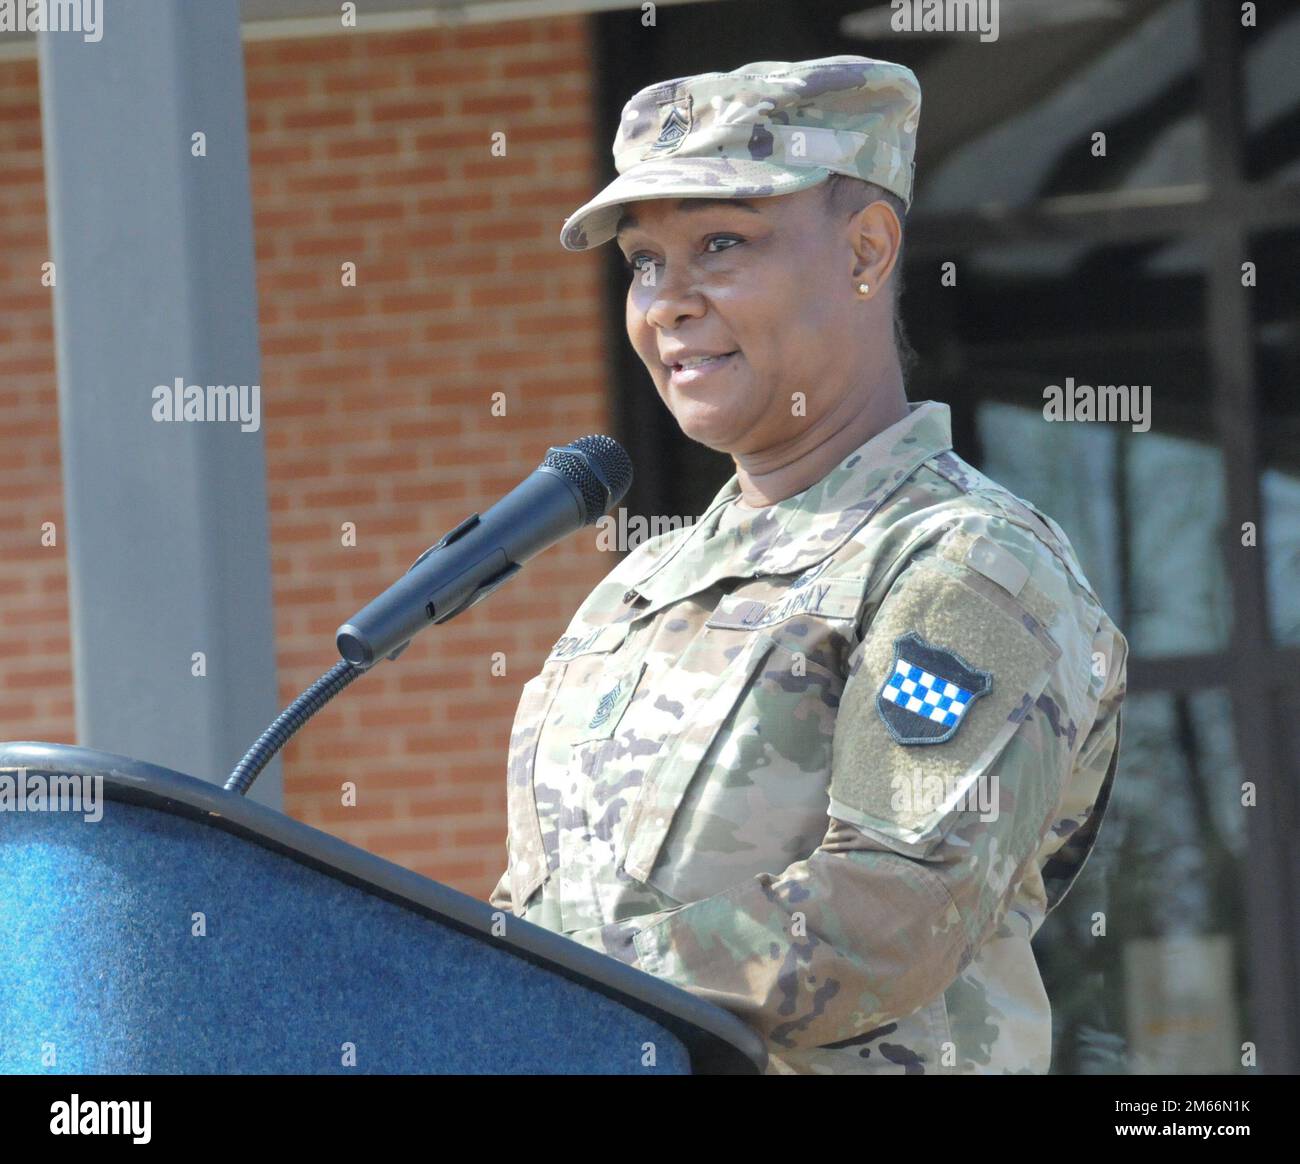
[[569, 659, 647, 745], [617, 629, 778, 888], [505, 662, 567, 912]]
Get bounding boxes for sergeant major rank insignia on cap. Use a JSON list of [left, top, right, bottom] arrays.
[[645, 96, 692, 157], [877, 630, 992, 745]]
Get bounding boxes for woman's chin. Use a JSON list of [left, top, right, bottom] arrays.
[[668, 401, 745, 449]]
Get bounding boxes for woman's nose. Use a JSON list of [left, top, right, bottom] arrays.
[[641, 268, 705, 330]]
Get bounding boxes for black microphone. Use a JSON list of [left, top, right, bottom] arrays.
[[335, 435, 633, 668]]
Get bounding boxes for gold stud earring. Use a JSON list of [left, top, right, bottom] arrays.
[[858, 282, 870, 295]]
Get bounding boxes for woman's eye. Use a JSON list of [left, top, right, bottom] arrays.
[[706, 235, 743, 252], [623, 236, 743, 275]]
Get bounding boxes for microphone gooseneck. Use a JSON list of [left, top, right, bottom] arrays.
[[224, 660, 365, 795]]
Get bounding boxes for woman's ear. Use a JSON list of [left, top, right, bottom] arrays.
[[848, 200, 902, 295]]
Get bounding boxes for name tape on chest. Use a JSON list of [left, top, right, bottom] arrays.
[[705, 576, 864, 631], [548, 619, 633, 662]]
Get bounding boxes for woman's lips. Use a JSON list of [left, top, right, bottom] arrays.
[[669, 351, 738, 386]]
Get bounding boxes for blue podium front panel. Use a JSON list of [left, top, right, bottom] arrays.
[[0, 798, 691, 1074]]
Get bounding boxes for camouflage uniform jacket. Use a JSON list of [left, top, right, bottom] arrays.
[[489, 399, 1129, 1074]]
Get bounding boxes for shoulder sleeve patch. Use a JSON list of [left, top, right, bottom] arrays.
[[830, 554, 1062, 856]]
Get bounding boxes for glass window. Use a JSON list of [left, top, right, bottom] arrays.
[[1261, 470, 1300, 644], [973, 401, 1122, 615], [1243, 3, 1300, 186], [976, 402, 1231, 657], [1038, 688, 1251, 1074], [1249, 224, 1300, 646]]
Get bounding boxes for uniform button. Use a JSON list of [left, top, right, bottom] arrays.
[[623, 588, 637, 603]]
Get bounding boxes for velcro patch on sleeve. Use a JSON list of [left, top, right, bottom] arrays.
[[829, 555, 1060, 854]]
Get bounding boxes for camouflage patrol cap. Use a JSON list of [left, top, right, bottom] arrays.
[[559, 54, 921, 252]]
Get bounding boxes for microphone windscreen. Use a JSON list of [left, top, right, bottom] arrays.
[[543, 435, 633, 523]]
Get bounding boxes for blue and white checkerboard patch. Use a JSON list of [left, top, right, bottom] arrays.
[[882, 660, 976, 724], [876, 630, 993, 745]]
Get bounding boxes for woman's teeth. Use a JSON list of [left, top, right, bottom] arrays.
[[678, 352, 734, 369]]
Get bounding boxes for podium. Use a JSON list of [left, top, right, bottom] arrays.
[[0, 741, 765, 1075]]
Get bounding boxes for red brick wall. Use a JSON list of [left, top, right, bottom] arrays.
[[0, 59, 71, 739], [0, 17, 610, 900]]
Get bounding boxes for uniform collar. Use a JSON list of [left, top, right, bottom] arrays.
[[627, 399, 954, 603]]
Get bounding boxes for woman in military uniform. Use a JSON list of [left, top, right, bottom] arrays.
[[490, 55, 1129, 1075]]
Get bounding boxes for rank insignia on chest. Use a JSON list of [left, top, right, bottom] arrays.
[[876, 630, 992, 745], [589, 679, 624, 729]]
